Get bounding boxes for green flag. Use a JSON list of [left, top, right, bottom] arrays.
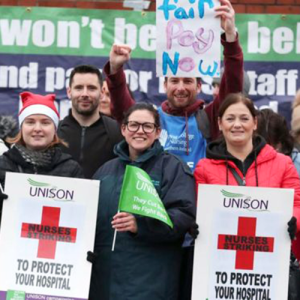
[[118, 165, 173, 228]]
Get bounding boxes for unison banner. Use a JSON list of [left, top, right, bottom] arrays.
[[0, 7, 299, 122], [0, 173, 100, 300], [192, 185, 293, 300]]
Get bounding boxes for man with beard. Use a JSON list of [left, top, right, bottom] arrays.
[[58, 65, 123, 178], [104, 0, 243, 171]]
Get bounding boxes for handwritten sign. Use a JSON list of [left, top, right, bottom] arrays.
[[156, 0, 221, 78], [192, 185, 293, 300]]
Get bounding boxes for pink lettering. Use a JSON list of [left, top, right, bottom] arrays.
[[166, 19, 184, 50]]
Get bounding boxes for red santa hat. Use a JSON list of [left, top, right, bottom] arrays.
[[19, 92, 59, 128]]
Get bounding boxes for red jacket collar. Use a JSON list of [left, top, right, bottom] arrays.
[[161, 100, 204, 117]]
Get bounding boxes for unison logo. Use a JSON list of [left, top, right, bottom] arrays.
[[221, 189, 269, 211], [28, 178, 74, 201], [136, 171, 152, 185]]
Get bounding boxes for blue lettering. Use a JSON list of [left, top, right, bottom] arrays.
[[198, 0, 214, 18], [158, 0, 198, 20], [198, 60, 218, 76], [157, 0, 177, 20], [188, 7, 195, 18], [174, 7, 189, 19], [163, 52, 179, 75]]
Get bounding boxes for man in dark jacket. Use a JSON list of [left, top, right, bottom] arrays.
[[58, 65, 123, 179]]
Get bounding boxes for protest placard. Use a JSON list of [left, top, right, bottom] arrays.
[[192, 185, 293, 300], [0, 173, 100, 300], [156, 0, 221, 78]]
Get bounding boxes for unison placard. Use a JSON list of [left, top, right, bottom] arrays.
[[0, 173, 100, 300], [192, 185, 293, 300]]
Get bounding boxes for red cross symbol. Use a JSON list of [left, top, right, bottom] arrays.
[[21, 206, 77, 259], [217, 217, 274, 270]]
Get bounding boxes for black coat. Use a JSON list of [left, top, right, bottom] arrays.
[[0, 146, 83, 223], [58, 112, 123, 178], [89, 140, 196, 300]]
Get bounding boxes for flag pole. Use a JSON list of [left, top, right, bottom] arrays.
[[112, 166, 129, 252], [0, 182, 4, 193], [111, 210, 120, 251], [112, 229, 117, 251]]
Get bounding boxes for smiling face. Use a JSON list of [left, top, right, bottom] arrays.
[[121, 109, 161, 160], [164, 77, 201, 108], [218, 102, 257, 149], [67, 73, 102, 117], [22, 114, 56, 151]]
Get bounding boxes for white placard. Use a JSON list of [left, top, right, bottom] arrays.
[[156, 0, 221, 78], [192, 184, 293, 300], [0, 172, 100, 300]]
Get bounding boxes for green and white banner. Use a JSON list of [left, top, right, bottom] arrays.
[[0, 6, 299, 122], [119, 165, 173, 228]]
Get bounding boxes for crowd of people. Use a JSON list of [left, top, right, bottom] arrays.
[[0, 0, 299, 299]]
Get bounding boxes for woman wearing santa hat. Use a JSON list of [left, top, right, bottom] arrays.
[[0, 92, 83, 223]]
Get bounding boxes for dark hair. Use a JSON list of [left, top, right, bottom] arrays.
[[69, 65, 103, 87], [122, 103, 160, 127], [256, 109, 294, 156], [218, 93, 258, 119]]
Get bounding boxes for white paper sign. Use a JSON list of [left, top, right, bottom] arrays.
[[192, 184, 293, 300], [156, 0, 221, 78], [0, 172, 100, 300]]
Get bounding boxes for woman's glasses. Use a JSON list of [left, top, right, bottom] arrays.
[[126, 121, 157, 133]]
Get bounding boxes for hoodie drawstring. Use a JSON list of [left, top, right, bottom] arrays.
[[185, 111, 189, 156], [226, 159, 229, 185], [254, 150, 259, 186]]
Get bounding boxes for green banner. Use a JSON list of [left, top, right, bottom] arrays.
[[118, 165, 173, 228], [235, 14, 300, 62], [0, 6, 155, 58], [0, 6, 299, 61]]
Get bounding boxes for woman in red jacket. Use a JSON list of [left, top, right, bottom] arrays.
[[194, 93, 300, 259]]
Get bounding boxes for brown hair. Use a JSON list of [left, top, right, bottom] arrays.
[[256, 109, 294, 156], [6, 131, 67, 149], [218, 93, 257, 119]]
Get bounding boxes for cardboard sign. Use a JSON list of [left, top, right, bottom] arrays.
[[0, 173, 100, 300], [156, 0, 221, 78], [192, 185, 293, 300]]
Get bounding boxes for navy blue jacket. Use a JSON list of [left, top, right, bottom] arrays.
[[89, 139, 196, 300]]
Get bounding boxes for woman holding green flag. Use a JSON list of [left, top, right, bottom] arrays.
[[89, 103, 196, 300]]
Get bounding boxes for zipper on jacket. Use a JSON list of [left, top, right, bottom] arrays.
[[79, 127, 87, 162], [242, 162, 246, 186]]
